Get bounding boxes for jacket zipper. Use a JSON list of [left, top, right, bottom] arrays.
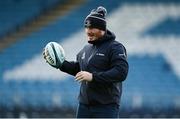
[[87, 45, 97, 64], [86, 45, 97, 104]]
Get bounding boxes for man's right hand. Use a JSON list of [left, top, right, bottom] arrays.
[[42, 48, 59, 69]]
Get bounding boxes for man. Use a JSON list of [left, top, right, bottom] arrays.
[[43, 6, 129, 118]]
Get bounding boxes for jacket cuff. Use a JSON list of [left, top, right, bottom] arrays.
[[59, 60, 67, 70], [92, 72, 98, 82]]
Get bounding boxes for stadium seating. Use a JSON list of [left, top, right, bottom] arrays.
[[122, 55, 180, 108], [143, 18, 180, 36], [0, 0, 180, 118], [0, 0, 61, 37], [0, 0, 122, 109]]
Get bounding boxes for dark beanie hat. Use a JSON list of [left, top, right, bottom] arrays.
[[84, 6, 107, 31]]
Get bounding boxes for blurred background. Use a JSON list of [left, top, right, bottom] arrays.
[[0, 0, 180, 118]]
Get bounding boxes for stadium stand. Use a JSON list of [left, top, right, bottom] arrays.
[[143, 18, 180, 36], [121, 54, 180, 117], [0, 0, 61, 38], [0, 0, 180, 118]]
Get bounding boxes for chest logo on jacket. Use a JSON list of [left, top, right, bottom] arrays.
[[118, 52, 126, 58], [96, 53, 105, 57], [81, 52, 85, 60]]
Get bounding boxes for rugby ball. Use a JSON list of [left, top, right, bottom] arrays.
[[44, 42, 65, 68]]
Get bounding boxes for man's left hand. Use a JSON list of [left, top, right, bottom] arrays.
[[75, 71, 93, 83]]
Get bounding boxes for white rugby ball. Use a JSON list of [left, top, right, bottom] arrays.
[[44, 42, 65, 67]]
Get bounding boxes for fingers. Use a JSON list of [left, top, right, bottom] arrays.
[[42, 48, 48, 63], [43, 54, 46, 59], [75, 71, 93, 82], [78, 79, 84, 83], [75, 71, 92, 83], [42, 48, 46, 58], [75, 71, 83, 81], [75, 71, 82, 78], [75, 71, 85, 83]]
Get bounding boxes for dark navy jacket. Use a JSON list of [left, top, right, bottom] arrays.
[[60, 30, 129, 105]]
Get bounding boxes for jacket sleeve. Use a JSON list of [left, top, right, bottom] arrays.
[[92, 43, 129, 84], [59, 60, 80, 76]]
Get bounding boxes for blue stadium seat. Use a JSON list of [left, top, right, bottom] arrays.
[[0, 0, 63, 37], [0, 0, 180, 117]]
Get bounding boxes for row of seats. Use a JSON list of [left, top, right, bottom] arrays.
[[0, 0, 62, 37], [0, 78, 79, 110], [0, 0, 180, 117], [122, 55, 180, 110], [1, 55, 179, 110], [0, 0, 123, 110], [144, 18, 180, 36]]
